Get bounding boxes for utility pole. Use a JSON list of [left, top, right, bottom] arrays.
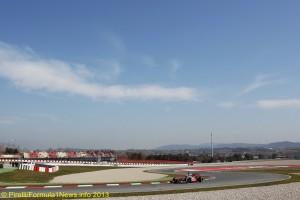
[[211, 131, 214, 159]]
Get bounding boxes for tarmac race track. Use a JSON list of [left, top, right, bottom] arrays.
[[0, 170, 290, 197]]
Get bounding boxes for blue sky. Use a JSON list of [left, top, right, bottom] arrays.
[[1, 0, 300, 149]]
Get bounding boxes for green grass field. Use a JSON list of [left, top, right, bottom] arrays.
[[0, 166, 117, 184], [0, 168, 16, 174]]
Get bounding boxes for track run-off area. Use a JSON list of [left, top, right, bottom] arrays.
[[0, 160, 300, 198]]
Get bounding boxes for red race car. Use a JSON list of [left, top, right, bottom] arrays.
[[171, 172, 204, 184]]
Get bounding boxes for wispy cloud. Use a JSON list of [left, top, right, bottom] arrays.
[[0, 119, 14, 125], [240, 74, 279, 95], [257, 99, 300, 109], [0, 42, 198, 101], [104, 33, 182, 80], [141, 55, 157, 68], [24, 113, 58, 121], [0, 116, 16, 125], [169, 59, 181, 78], [105, 33, 126, 53], [94, 59, 122, 81], [141, 56, 182, 78], [217, 101, 236, 109]]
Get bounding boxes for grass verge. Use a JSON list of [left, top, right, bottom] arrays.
[[0, 168, 16, 174], [0, 166, 117, 184]]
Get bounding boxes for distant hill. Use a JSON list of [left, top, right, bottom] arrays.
[[266, 141, 300, 149], [156, 141, 300, 150], [156, 144, 206, 150]]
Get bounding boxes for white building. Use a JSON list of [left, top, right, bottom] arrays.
[[57, 151, 67, 158], [38, 151, 49, 158]]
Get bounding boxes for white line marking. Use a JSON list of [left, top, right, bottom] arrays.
[[205, 176, 216, 181], [77, 184, 93, 187], [130, 183, 142, 186], [44, 185, 63, 188], [106, 184, 119, 187], [150, 182, 161, 185], [5, 186, 26, 189]]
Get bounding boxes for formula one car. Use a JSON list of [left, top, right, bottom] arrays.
[[171, 172, 204, 184]]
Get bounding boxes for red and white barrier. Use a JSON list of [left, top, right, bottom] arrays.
[[18, 162, 59, 173]]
